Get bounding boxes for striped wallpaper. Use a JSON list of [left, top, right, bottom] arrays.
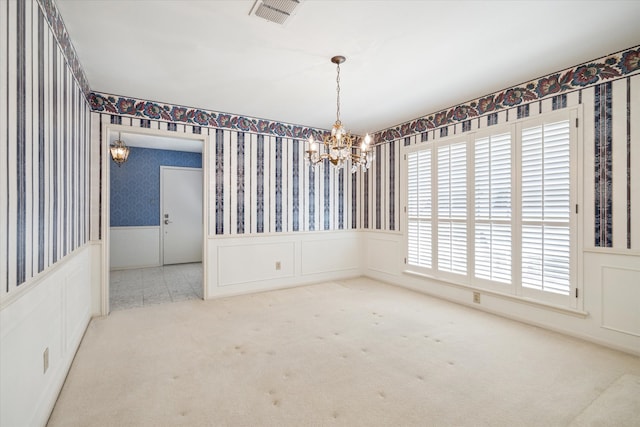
[[594, 82, 613, 247], [210, 129, 361, 235], [94, 79, 637, 251], [88, 45, 640, 245], [2, 0, 91, 296], [92, 112, 410, 236]]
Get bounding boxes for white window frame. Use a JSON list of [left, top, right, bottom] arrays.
[[402, 108, 581, 309], [515, 110, 579, 307]]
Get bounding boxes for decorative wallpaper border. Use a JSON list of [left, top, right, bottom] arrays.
[[89, 92, 332, 140], [36, 0, 90, 96], [374, 45, 640, 142]]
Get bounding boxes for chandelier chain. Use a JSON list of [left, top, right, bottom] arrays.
[[336, 62, 341, 123]]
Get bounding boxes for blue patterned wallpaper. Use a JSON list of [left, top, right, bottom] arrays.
[[110, 147, 202, 226]]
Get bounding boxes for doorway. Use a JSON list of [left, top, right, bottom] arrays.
[[102, 126, 208, 315]]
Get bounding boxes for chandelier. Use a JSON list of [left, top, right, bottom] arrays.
[[306, 56, 374, 173], [110, 132, 130, 166]]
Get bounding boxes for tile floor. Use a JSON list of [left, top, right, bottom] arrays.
[[109, 263, 203, 312]]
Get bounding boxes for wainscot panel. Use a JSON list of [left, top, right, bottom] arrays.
[[109, 226, 161, 269], [217, 241, 295, 286], [300, 236, 360, 276], [364, 233, 403, 276], [601, 266, 640, 337], [207, 231, 362, 298], [583, 251, 640, 346], [0, 244, 94, 427]]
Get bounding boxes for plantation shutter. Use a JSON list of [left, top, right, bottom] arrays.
[[475, 132, 512, 284], [437, 142, 466, 274], [521, 120, 571, 295], [407, 149, 432, 268]]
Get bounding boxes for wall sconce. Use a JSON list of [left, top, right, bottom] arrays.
[[110, 132, 130, 166]]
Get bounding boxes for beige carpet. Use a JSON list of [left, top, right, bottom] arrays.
[[569, 374, 640, 427], [48, 278, 640, 426]]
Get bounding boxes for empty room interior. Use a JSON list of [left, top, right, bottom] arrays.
[[2, 1, 640, 426]]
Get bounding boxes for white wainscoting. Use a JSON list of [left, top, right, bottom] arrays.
[[110, 226, 161, 269], [218, 241, 296, 286], [0, 244, 95, 427], [361, 231, 640, 356], [301, 236, 361, 276], [207, 231, 361, 298], [363, 233, 403, 276], [601, 267, 640, 337], [584, 251, 640, 342]]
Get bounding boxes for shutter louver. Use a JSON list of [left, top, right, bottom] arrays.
[[521, 120, 571, 295], [407, 150, 432, 269], [475, 133, 511, 284], [438, 142, 466, 274]]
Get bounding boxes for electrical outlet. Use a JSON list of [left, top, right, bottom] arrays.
[[275, 261, 281, 270], [43, 348, 49, 374], [473, 292, 481, 304]]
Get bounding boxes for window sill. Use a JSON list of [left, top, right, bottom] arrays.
[[402, 269, 589, 319]]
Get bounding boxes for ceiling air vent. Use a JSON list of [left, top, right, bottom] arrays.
[[249, 0, 300, 26]]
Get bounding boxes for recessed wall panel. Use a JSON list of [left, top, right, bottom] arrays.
[[602, 266, 640, 337]]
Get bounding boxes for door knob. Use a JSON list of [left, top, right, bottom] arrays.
[[164, 219, 172, 225]]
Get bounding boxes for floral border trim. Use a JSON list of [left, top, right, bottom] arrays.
[[37, 0, 91, 96], [374, 46, 640, 142], [89, 92, 331, 140]]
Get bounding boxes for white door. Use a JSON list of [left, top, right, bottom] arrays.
[[161, 166, 203, 265]]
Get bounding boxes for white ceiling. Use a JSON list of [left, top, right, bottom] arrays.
[[57, 0, 640, 135]]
